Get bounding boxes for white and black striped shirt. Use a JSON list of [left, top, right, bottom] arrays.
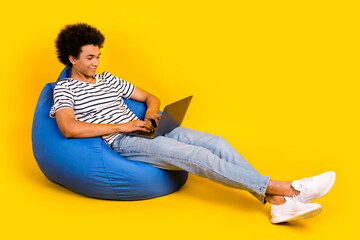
[[50, 71, 138, 145]]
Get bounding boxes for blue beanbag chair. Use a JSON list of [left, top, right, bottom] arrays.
[[31, 67, 188, 200]]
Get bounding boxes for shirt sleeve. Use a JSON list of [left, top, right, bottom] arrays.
[[49, 82, 75, 118], [103, 71, 135, 99]]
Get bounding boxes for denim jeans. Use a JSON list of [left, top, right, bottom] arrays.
[[110, 127, 270, 203]]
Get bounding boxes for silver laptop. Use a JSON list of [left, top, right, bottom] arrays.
[[125, 95, 193, 138]]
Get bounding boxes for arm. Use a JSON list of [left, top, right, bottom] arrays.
[[130, 87, 162, 125], [55, 108, 155, 138]]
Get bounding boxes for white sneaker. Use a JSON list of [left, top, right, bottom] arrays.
[[292, 171, 336, 203], [270, 197, 322, 224]]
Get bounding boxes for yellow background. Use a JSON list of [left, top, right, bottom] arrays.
[[1, 0, 359, 239]]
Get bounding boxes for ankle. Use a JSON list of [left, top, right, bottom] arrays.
[[282, 182, 300, 197], [289, 182, 300, 197], [266, 195, 286, 205], [266, 180, 301, 197]]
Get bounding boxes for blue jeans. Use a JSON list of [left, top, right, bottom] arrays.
[[110, 127, 270, 203]]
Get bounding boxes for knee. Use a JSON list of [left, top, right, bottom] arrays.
[[212, 135, 228, 146], [206, 135, 229, 154]]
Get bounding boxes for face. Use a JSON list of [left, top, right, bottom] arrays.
[[69, 44, 101, 77]]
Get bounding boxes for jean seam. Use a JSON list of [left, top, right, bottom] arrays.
[[111, 134, 127, 151], [117, 135, 127, 150], [119, 149, 264, 195], [168, 128, 260, 174]]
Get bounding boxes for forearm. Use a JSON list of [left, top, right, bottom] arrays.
[[55, 106, 156, 139], [57, 118, 123, 138], [130, 87, 161, 115], [145, 95, 160, 115]]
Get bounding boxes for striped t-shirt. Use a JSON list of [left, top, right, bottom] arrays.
[[49, 71, 138, 145]]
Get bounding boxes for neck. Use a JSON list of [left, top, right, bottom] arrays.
[[70, 67, 94, 83]]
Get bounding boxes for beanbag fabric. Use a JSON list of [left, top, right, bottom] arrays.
[[31, 67, 188, 200]]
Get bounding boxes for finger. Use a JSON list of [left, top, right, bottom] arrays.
[[142, 126, 151, 132], [156, 114, 162, 124], [136, 123, 151, 132], [137, 127, 150, 132], [144, 122, 156, 131], [137, 120, 148, 125], [146, 116, 156, 122], [134, 120, 150, 130], [137, 120, 150, 128]]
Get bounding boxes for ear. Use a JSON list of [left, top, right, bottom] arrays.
[[69, 55, 77, 65]]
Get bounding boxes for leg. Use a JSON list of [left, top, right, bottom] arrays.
[[165, 127, 260, 173], [265, 195, 286, 205], [265, 170, 336, 204], [266, 180, 300, 198], [264, 180, 300, 205], [111, 134, 270, 203], [165, 127, 270, 202]]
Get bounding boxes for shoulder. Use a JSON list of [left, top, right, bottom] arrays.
[[54, 78, 76, 90], [95, 71, 128, 85], [95, 71, 115, 80], [54, 78, 85, 95]]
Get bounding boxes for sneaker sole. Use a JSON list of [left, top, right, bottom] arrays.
[[304, 171, 336, 203], [271, 206, 322, 224]]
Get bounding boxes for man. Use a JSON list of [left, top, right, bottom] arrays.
[[50, 23, 336, 224]]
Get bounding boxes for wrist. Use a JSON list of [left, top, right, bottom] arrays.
[[146, 110, 157, 115], [146, 108, 160, 116], [116, 123, 124, 133]]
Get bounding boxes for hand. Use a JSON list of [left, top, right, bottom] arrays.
[[144, 113, 162, 127], [118, 120, 156, 133]]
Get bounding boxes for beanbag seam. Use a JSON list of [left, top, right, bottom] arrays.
[[99, 143, 119, 198]]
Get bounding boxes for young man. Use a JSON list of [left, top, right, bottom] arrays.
[[50, 23, 336, 224]]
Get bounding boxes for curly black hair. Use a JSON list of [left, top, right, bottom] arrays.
[[55, 23, 105, 66]]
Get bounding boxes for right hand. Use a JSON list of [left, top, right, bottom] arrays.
[[118, 120, 155, 133]]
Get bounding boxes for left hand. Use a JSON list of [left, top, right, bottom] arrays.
[[144, 113, 162, 127]]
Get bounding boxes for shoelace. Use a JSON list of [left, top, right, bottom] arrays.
[[294, 177, 313, 202], [292, 194, 301, 202]]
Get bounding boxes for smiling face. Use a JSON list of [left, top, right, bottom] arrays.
[[69, 44, 101, 80]]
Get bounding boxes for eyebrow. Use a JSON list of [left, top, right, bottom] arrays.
[[86, 53, 101, 57]]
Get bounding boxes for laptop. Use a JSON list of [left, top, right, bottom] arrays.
[[125, 95, 193, 139]]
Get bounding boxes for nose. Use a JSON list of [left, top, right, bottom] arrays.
[[92, 58, 99, 66]]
